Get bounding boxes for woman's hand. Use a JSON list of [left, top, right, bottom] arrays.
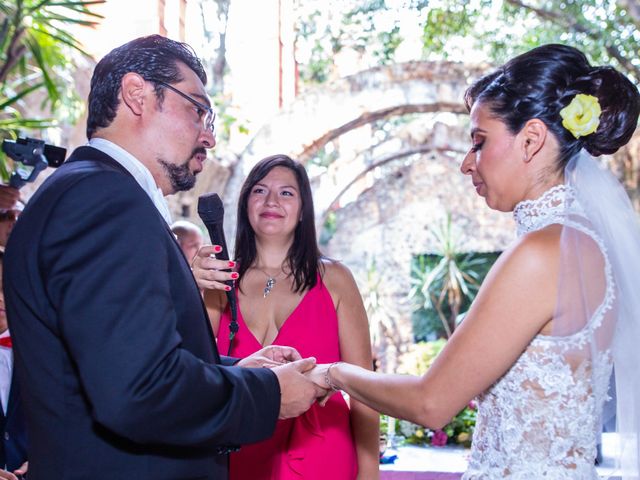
[[190, 245, 238, 291], [306, 363, 339, 406]]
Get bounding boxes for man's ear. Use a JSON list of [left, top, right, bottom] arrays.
[[120, 72, 147, 116], [521, 118, 547, 163]]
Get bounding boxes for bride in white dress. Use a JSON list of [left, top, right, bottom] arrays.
[[309, 44, 640, 478]]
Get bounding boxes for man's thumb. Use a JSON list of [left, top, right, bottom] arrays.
[[291, 356, 316, 372]]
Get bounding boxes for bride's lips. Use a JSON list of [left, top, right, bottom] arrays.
[[473, 181, 484, 194]]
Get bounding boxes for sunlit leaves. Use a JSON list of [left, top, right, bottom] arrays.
[[0, 0, 104, 174]]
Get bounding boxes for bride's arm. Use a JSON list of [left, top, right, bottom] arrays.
[[313, 226, 561, 428]]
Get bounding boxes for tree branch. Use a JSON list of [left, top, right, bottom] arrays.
[[321, 143, 466, 225], [505, 0, 640, 80], [617, 0, 640, 28], [298, 102, 466, 163]]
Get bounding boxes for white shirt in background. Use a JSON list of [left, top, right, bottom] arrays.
[[0, 330, 13, 414]]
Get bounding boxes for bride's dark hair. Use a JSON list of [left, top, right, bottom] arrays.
[[464, 44, 640, 170]]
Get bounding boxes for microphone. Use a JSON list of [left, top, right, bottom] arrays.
[[197, 193, 238, 356]]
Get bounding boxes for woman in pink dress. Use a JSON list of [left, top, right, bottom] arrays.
[[200, 154, 379, 479]]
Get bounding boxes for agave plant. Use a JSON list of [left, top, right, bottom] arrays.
[[410, 213, 494, 338], [0, 0, 104, 176]]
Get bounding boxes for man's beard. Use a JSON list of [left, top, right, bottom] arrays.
[[159, 149, 204, 192]]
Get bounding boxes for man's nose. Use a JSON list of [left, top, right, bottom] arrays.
[[201, 128, 216, 149]]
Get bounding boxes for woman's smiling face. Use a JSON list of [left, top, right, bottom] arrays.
[[247, 166, 302, 240]]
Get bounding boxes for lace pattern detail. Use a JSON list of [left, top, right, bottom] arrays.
[[463, 185, 614, 479]]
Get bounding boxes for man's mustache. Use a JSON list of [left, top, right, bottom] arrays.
[[191, 148, 207, 159]]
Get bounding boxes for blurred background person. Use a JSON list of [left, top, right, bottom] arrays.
[[194, 154, 379, 480], [0, 186, 21, 252], [171, 219, 203, 263], [0, 252, 28, 480], [0, 211, 17, 252], [0, 188, 19, 213]]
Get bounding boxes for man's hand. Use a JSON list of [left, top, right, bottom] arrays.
[[0, 186, 20, 211], [191, 245, 238, 291], [0, 459, 27, 480], [14, 462, 27, 477], [237, 345, 303, 369], [272, 357, 330, 419]]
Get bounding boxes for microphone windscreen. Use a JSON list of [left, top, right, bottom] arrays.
[[197, 193, 224, 225]]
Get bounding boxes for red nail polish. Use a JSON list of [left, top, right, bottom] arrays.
[[225, 286, 231, 291], [214, 245, 222, 253], [228, 261, 235, 267], [231, 272, 239, 279]]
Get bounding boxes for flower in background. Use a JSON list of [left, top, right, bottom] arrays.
[[468, 400, 477, 410], [431, 429, 448, 447]]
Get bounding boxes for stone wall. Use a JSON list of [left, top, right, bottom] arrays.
[[324, 148, 514, 371]]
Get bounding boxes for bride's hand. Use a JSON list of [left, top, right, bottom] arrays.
[[306, 363, 340, 406]]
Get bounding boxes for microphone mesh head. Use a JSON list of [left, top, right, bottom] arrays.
[[197, 193, 224, 224]]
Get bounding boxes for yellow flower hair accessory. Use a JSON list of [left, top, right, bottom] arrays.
[[559, 93, 601, 139]]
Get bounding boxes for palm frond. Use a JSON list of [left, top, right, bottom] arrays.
[[0, 81, 45, 109], [0, 117, 55, 128]]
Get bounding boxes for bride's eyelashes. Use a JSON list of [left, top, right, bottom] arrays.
[[470, 141, 484, 153]]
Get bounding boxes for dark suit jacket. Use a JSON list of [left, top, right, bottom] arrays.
[[0, 372, 27, 471], [4, 146, 281, 480]]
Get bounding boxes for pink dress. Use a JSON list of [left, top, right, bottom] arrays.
[[217, 277, 358, 480]]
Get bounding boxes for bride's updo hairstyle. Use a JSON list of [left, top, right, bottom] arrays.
[[464, 44, 640, 170]]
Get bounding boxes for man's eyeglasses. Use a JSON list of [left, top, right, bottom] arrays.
[[148, 79, 216, 134]]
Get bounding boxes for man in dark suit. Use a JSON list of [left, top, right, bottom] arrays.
[[3, 35, 323, 480]]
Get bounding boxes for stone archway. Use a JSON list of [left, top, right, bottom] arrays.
[[190, 60, 519, 371], [184, 59, 640, 371], [219, 60, 490, 227]]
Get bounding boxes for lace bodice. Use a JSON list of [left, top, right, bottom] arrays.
[[463, 185, 615, 479]]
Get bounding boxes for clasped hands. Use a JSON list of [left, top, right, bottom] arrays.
[[0, 461, 28, 480], [192, 247, 337, 419], [237, 345, 337, 419]]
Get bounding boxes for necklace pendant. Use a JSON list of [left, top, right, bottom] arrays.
[[263, 277, 276, 298]]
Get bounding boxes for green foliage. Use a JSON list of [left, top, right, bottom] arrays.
[[397, 405, 476, 448], [398, 338, 447, 375], [294, 0, 639, 88], [0, 0, 104, 178], [211, 95, 249, 142], [409, 214, 498, 340], [294, 0, 424, 84], [389, 339, 477, 447], [421, 0, 640, 82], [319, 210, 337, 245]]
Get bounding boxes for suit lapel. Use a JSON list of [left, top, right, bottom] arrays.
[[6, 372, 19, 418], [66, 146, 221, 362]]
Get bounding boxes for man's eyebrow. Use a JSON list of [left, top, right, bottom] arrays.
[[189, 91, 211, 108]]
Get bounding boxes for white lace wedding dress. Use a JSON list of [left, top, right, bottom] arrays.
[[463, 185, 615, 479]]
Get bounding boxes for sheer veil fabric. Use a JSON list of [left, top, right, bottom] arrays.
[[562, 150, 640, 479]]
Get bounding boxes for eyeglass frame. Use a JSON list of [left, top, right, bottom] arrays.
[[147, 78, 216, 133]]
